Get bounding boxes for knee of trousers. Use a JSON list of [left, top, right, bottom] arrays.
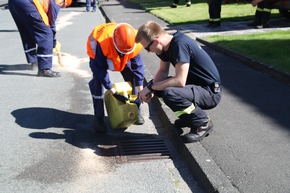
[[162, 87, 181, 106]]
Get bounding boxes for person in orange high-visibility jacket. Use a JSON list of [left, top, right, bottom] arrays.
[[8, 0, 72, 77], [87, 23, 145, 133]]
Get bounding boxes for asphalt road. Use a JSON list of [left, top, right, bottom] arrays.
[[100, 1, 290, 193], [0, 5, 204, 193], [1, 1, 290, 193]]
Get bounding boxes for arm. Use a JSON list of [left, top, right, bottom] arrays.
[[151, 61, 189, 91], [139, 60, 189, 103], [130, 54, 145, 93], [91, 44, 115, 93]]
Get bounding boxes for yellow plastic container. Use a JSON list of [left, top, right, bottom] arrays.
[[104, 82, 138, 129]]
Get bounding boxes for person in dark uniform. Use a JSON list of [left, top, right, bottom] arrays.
[[170, 0, 191, 8], [207, 0, 223, 27], [8, 0, 72, 77], [135, 21, 222, 143], [248, 0, 273, 28]]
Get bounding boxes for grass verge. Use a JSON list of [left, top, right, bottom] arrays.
[[127, 0, 288, 74], [204, 31, 290, 73]]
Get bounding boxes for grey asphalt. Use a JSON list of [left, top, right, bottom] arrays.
[[1, 0, 290, 192], [100, 1, 290, 193], [1, 4, 204, 193]]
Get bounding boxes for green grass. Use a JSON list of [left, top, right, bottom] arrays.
[[127, 0, 288, 74], [204, 31, 290, 73], [128, 0, 279, 25]]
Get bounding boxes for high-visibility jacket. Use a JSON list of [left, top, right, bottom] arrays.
[[33, 0, 62, 27], [33, 0, 51, 26], [87, 23, 143, 72]]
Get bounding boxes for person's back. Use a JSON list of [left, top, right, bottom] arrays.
[[161, 31, 220, 86]]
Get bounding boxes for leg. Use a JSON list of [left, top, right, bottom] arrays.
[[207, 1, 214, 26], [89, 60, 106, 132], [170, 0, 179, 8], [92, 0, 97, 11], [162, 85, 220, 142], [248, 2, 264, 26], [8, 0, 37, 64], [85, 0, 91, 11], [259, 1, 272, 28], [208, 0, 222, 27], [9, 0, 58, 76], [162, 86, 209, 128]]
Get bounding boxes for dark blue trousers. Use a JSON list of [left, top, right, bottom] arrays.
[[8, 0, 54, 70], [155, 85, 221, 128], [89, 61, 140, 118]]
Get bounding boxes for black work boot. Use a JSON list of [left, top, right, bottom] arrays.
[[248, 11, 262, 27], [256, 11, 271, 29], [94, 117, 107, 133], [170, 3, 177, 8], [182, 119, 213, 143], [174, 119, 188, 135], [38, 69, 61, 77]]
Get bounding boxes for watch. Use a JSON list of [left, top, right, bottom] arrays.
[[147, 79, 154, 92]]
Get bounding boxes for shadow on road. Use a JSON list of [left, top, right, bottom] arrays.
[[11, 107, 166, 158], [0, 63, 37, 76]]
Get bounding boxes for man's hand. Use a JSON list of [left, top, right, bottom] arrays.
[[113, 92, 129, 104], [133, 98, 141, 108], [139, 87, 153, 103]]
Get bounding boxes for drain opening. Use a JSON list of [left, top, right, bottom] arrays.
[[114, 137, 176, 164]]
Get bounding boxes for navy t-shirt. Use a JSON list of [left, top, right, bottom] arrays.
[[157, 31, 220, 87]]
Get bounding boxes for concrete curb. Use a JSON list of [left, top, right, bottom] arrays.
[[151, 97, 240, 193]]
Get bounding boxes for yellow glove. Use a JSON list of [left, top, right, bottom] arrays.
[[53, 41, 61, 54]]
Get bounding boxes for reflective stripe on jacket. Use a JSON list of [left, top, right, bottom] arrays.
[[87, 23, 143, 72]]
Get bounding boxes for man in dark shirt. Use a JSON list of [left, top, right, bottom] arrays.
[[135, 21, 222, 143]]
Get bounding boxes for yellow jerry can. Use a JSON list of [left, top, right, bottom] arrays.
[[104, 82, 138, 129]]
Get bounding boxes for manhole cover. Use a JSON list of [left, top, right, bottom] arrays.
[[114, 137, 177, 164]]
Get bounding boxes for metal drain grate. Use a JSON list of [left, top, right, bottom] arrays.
[[114, 137, 176, 164]]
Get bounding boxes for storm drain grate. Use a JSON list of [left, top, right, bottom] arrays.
[[114, 137, 176, 164]]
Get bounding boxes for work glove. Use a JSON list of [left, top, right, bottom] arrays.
[[133, 98, 141, 108], [113, 92, 129, 104], [53, 41, 61, 54]]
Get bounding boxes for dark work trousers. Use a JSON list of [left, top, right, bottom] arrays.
[[173, 0, 191, 5], [208, 0, 222, 21], [155, 85, 221, 128], [89, 61, 140, 118], [254, 1, 272, 25], [8, 0, 54, 70]]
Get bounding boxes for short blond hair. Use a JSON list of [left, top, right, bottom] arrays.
[[135, 21, 166, 43]]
